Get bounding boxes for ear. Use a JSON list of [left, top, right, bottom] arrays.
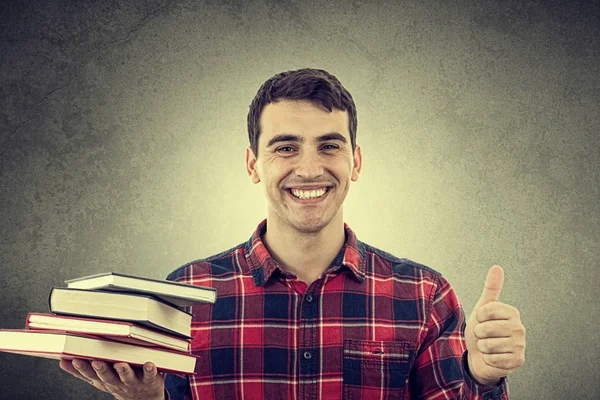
[[351, 145, 362, 182], [246, 146, 261, 184]]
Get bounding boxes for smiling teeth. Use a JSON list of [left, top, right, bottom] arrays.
[[291, 188, 328, 199]]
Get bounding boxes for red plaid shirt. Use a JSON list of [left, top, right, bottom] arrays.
[[164, 219, 508, 399]]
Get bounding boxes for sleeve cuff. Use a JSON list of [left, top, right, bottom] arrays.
[[461, 351, 508, 400]]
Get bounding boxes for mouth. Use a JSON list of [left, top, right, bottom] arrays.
[[286, 186, 332, 203]]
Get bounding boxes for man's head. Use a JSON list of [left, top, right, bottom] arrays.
[[247, 68, 358, 158], [245, 68, 362, 234]]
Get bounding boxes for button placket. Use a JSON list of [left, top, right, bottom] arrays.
[[298, 285, 320, 399]]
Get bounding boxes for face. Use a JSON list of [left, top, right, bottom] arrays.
[[246, 99, 362, 234]]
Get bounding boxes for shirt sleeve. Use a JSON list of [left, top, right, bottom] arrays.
[[408, 273, 509, 400], [164, 268, 193, 400], [164, 373, 192, 400]]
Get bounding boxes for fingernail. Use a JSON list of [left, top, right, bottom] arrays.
[[92, 362, 102, 370], [72, 360, 82, 368], [115, 366, 125, 373], [145, 364, 153, 372]]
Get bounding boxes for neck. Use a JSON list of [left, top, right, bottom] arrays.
[[262, 214, 346, 286]]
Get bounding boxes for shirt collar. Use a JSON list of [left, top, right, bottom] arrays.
[[244, 219, 366, 287]]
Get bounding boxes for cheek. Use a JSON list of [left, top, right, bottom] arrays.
[[334, 162, 354, 179]]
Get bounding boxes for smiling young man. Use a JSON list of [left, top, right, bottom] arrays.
[[247, 99, 360, 286], [60, 68, 525, 399]]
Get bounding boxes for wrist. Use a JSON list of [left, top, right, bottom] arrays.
[[466, 352, 501, 387], [471, 373, 501, 387], [141, 391, 166, 400]]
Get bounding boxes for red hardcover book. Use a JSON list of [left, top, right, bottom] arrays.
[[26, 313, 191, 352], [0, 329, 197, 374]]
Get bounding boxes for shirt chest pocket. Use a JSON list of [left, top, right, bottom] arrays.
[[343, 340, 412, 400]]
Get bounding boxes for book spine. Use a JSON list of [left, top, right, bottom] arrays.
[[48, 287, 56, 313], [25, 312, 33, 328]]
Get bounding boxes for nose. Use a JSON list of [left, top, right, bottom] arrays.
[[294, 149, 324, 179]]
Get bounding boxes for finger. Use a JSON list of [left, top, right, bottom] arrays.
[[474, 320, 516, 339], [476, 302, 520, 323], [483, 352, 525, 370], [59, 360, 93, 384], [91, 361, 122, 386], [113, 363, 139, 386], [476, 337, 517, 354], [142, 362, 160, 384], [474, 265, 504, 309], [71, 359, 101, 382]]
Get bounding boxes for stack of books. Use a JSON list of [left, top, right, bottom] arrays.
[[0, 272, 217, 374]]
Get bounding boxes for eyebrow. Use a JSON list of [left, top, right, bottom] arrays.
[[266, 132, 348, 148]]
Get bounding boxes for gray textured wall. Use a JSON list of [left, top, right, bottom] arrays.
[[1, 0, 599, 399]]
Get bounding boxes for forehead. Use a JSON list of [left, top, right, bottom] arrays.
[[259, 100, 349, 143]]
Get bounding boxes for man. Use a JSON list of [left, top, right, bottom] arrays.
[[60, 68, 526, 399]]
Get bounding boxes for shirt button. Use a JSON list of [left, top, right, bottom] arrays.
[[303, 351, 312, 360], [305, 295, 313, 303]]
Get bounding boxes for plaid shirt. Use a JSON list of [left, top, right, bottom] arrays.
[[164, 219, 508, 399]]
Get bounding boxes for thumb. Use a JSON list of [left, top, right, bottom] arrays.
[[475, 265, 504, 308]]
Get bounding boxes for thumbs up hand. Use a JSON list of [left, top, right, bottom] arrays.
[[465, 266, 526, 386]]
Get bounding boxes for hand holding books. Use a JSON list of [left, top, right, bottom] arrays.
[[0, 271, 217, 399], [60, 359, 165, 400]]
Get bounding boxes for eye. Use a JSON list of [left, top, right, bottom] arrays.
[[322, 144, 339, 151], [276, 146, 296, 153]]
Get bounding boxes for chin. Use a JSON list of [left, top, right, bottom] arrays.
[[290, 218, 330, 234]]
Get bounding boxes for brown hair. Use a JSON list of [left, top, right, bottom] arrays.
[[247, 68, 357, 157]]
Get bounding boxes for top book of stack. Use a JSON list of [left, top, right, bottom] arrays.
[[65, 272, 217, 307]]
